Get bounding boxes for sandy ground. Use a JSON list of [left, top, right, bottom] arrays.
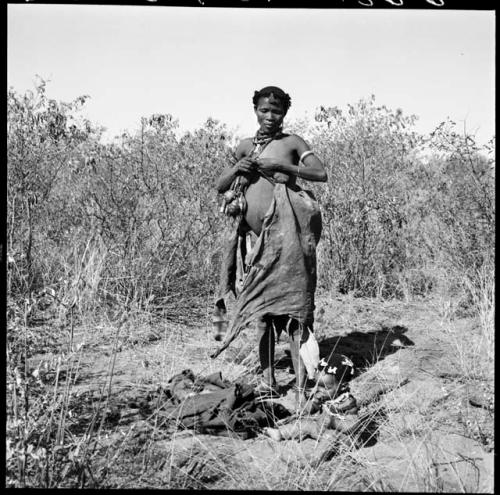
[[25, 292, 494, 491]]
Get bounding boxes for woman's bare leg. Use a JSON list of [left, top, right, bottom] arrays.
[[288, 322, 307, 409], [257, 316, 276, 388]]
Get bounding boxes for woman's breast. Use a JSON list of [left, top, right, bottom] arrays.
[[244, 176, 275, 236]]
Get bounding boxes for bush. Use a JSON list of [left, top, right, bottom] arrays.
[[304, 96, 423, 297], [8, 83, 495, 312], [8, 81, 235, 320]]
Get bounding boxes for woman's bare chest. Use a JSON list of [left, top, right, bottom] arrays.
[[254, 140, 296, 184]]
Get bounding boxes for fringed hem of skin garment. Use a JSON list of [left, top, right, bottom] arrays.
[[211, 183, 322, 359]]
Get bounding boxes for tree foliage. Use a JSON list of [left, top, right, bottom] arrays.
[[7, 80, 100, 295], [308, 96, 424, 296], [7, 82, 495, 321]]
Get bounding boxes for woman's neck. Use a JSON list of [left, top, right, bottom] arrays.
[[254, 126, 283, 144]]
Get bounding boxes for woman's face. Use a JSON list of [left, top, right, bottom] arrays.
[[254, 96, 286, 133]]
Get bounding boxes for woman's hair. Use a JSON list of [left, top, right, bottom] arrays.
[[252, 86, 292, 113]]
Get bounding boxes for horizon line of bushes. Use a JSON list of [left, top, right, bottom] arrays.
[[7, 80, 495, 324]]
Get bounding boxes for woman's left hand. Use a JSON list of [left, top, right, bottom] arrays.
[[256, 158, 281, 173]]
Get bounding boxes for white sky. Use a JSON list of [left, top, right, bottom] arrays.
[[7, 5, 495, 144]]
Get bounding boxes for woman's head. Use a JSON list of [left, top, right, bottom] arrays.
[[252, 86, 292, 113], [253, 86, 291, 134]]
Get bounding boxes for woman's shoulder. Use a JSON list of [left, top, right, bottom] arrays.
[[240, 136, 254, 145], [281, 133, 308, 147], [235, 137, 255, 157]]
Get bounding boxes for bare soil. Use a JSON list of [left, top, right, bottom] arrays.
[[24, 293, 494, 491]]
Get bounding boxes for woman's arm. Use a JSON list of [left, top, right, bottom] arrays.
[[216, 139, 257, 193], [216, 162, 239, 194]]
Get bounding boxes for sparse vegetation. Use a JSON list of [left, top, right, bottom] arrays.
[[6, 80, 494, 490]]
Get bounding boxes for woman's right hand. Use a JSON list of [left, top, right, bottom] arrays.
[[234, 157, 258, 175], [216, 153, 256, 194]]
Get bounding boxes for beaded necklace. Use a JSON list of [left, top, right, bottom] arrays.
[[252, 126, 284, 152]]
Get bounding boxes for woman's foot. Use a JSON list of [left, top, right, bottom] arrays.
[[254, 381, 280, 399]]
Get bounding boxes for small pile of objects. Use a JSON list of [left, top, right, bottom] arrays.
[[153, 352, 362, 443], [153, 369, 290, 440]]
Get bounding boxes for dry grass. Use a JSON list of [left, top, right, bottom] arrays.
[[7, 82, 494, 490], [6, 285, 494, 490]]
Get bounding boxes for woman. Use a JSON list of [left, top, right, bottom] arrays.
[[212, 86, 327, 409]]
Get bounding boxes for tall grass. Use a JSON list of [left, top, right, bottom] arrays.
[[465, 264, 495, 364]]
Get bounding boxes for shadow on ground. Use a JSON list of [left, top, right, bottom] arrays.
[[275, 324, 414, 375], [319, 324, 415, 370]]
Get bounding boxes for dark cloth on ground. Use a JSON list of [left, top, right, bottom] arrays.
[[212, 183, 322, 359], [167, 369, 231, 402], [158, 370, 291, 439]]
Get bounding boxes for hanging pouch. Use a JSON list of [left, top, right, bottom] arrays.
[[220, 137, 275, 217]]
